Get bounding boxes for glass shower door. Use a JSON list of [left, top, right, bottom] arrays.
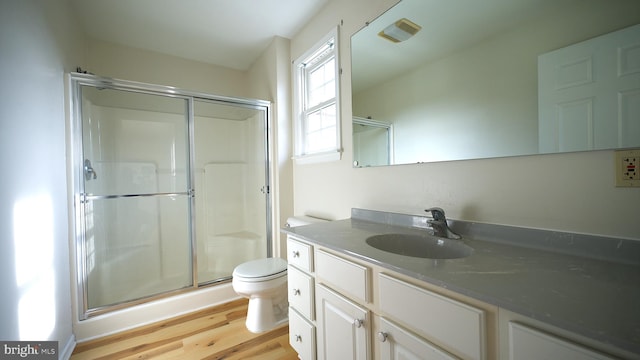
[[80, 86, 193, 311], [193, 99, 270, 284]]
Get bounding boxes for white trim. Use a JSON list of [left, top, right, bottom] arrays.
[[60, 335, 76, 360], [293, 26, 341, 160], [293, 149, 343, 165]]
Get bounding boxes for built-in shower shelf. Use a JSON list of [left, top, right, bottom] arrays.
[[213, 231, 262, 240]]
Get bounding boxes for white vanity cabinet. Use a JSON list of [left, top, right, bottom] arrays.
[[287, 235, 374, 360], [285, 227, 632, 360], [286, 235, 495, 360], [287, 236, 316, 360]]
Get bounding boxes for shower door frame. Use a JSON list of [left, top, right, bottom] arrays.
[[69, 73, 273, 319]]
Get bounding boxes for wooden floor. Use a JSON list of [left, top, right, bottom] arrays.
[[71, 299, 299, 360]]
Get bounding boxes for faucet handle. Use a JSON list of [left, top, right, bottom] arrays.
[[425, 207, 445, 220], [425, 207, 462, 239]]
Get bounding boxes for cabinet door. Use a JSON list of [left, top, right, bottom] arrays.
[[316, 284, 370, 360], [378, 317, 458, 360], [509, 322, 615, 360]]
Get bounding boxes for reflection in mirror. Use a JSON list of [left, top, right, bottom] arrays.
[[351, 0, 640, 166], [353, 117, 392, 167]]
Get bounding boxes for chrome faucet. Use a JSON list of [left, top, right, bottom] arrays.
[[425, 207, 461, 239]]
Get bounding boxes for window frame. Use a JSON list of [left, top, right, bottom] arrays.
[[293, 26, 341, 164]]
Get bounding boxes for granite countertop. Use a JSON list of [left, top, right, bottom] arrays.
[[282, 210, 640, 356]]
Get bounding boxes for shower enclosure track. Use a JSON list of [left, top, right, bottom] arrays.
[[81, 191, 193, 202]]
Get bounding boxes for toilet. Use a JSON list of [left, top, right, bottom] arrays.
[[232, 257, 288, 333], [232, 215, 328, 333]]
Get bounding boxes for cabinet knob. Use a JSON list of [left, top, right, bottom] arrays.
[[377, 332, 388, 342], [292, 251, 300, 258], [293, 289, 301, 296], [353, 319, 364, 328], [295, 335, 302, 342]]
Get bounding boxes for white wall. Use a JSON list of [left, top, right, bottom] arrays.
[[0, 0, 84, 358], [247, 36, 294, 257], [290, 0, 640, 240], [86, 39, 250, 98]]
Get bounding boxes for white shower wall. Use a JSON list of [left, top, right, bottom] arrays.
[[83, 99, 268, 307], [194, 112, 268, 283], [82, 99, 269, 309]]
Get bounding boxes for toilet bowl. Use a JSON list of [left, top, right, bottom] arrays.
[[232, 257, 288, 333]]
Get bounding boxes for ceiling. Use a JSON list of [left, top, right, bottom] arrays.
[[70, 0, 328, 70]]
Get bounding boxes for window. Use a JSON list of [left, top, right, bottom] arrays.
[[293, 27, 341, 163]]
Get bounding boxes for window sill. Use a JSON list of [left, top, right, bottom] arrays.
[[293, 150, 342, 165]]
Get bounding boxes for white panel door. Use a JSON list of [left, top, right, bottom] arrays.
[[539, 24, 640, 152], [316, 284, 370, 360]]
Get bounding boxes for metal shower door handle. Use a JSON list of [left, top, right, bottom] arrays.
[[84, 159, 97, 180]]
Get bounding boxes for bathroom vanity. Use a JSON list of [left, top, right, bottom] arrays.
[[282, 209, 640, 360]]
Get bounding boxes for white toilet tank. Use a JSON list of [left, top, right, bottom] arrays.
[[285, 215, 329, 227]]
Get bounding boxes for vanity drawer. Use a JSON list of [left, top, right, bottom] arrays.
[[288, 265, 315, 320], [289, 307, 316, 360], [315, 249, 370, 303], [379, 273, 486, 360], [288, 236, 313, 272]]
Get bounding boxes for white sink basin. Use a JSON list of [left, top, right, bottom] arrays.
[[366, 233, 473, 259]]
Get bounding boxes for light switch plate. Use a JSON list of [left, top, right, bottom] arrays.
[[615, 149, 640, 187]]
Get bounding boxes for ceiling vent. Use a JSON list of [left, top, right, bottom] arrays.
[[378, 18, 422, 43]]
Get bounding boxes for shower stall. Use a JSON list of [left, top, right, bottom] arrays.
[[70, 73, 271, 318]]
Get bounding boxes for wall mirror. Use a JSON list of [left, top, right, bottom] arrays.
[[351, 0, 640, 167]]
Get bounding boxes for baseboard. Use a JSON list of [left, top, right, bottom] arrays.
[[60, 334, 76, 360]]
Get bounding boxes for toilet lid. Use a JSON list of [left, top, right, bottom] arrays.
[[233, 258, 287, 280]]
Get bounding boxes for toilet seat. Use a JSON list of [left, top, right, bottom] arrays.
[[232, 257, 287, 282]]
